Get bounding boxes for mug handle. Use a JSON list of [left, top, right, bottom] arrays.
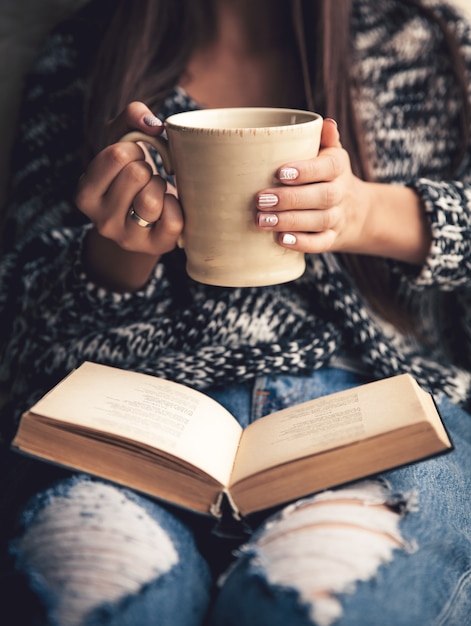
[[119, 131, 174, 175], [119, 131, 185, 248]]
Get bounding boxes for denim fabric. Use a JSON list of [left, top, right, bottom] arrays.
[[6, 368, 471, 625], [210, 371, 471, 626], [8, 477, 213, 626]]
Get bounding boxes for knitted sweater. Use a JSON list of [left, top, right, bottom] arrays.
[[1, 0, 471, 441]]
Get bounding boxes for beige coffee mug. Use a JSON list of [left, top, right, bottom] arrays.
[[121, 107, 323, 287]]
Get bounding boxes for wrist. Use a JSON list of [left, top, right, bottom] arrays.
[[83, 228, 161, 292], [360, 182, 431, 265]]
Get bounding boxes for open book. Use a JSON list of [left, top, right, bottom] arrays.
[[12, 362, 452, 520]]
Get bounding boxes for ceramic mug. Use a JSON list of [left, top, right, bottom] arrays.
[[120, 107, 323, 287]]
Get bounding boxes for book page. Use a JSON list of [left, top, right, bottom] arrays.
[[29, 362, 242, 486], [230, 374, 434, 484]]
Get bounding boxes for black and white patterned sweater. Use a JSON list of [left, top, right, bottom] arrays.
[[1, 0, 471, 441]]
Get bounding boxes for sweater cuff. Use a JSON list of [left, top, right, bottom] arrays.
[[404, 179, 471, 289], [68, 226, 170, 314]]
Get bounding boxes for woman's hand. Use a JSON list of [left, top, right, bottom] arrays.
[[75, 101, 184, 291], [256, 118, 431, 265]]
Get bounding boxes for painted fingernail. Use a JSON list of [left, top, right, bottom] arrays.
[[258, 193, 279, 208], [279, 167, 299, 181], [143, 114, 162, 127], [258, 213, 279, 227], [282, 233, 297, 245]]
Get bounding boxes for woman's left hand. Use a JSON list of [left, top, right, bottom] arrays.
[[255, 118, 431, 265]]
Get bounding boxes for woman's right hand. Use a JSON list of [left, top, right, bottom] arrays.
[[75, 101, 184, 291]]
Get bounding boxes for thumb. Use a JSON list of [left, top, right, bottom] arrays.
[[107, 101, 164, 145], [320, 118, 341, 149]]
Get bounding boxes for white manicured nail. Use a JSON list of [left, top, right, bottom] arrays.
[[143, 114, 162, 127], [279, 167, 299, 181], [258, 214, 279, 227], [258, 193, 279, 208], [282, 233, 297, 245]]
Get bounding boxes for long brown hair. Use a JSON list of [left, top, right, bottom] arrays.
[[83, 0, 470, 329], [84, 0, 360, 162], [84, 0, 217, 159]]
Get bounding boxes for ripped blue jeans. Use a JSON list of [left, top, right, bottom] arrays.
[[6, 368, 471, 625]]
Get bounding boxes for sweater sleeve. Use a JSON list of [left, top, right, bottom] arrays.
[[353, 0, 471, 291], [0, 1, 174, 421], [408, 178, 471, 289], [0, 225, 174, 429], [2, 0, 109, 248], [405, 3, 471, 290]]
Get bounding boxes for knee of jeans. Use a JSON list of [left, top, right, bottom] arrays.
[[10, 475, 203, 626], [220, 480, 417, 626]]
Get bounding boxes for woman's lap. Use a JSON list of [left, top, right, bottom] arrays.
[[4, 474, 212, 626], [4, 369, 471, 625], [210, 377, 471, 625]]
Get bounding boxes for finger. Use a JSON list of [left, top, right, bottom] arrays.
[[76, 142, 147, 214], [129, 175, 169, 227], [320, 118, 341, 149], [103, 163, 164, 228], [276, 146, 349, 186], [257, 179, 342, 212], [257, 206, 341, 233], [277, 230, 338, 254], [86, 161, 155, 240], [97, 172, 167, 245], [148, 194, 184, 253], [106, 101, 164, 144], [119, 193, 183, 257], [275, 119, 345, 185]]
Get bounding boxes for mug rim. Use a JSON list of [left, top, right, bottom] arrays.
[[165, 107, 322, 132]]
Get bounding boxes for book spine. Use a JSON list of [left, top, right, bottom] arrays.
[[224, 489, 242, 520], [209, 490, 225, 518], [211, 490, 252, 540]]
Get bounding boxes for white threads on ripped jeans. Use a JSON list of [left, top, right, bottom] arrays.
[[16, 480, 178, 626], [243, 480, 417, 626]]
